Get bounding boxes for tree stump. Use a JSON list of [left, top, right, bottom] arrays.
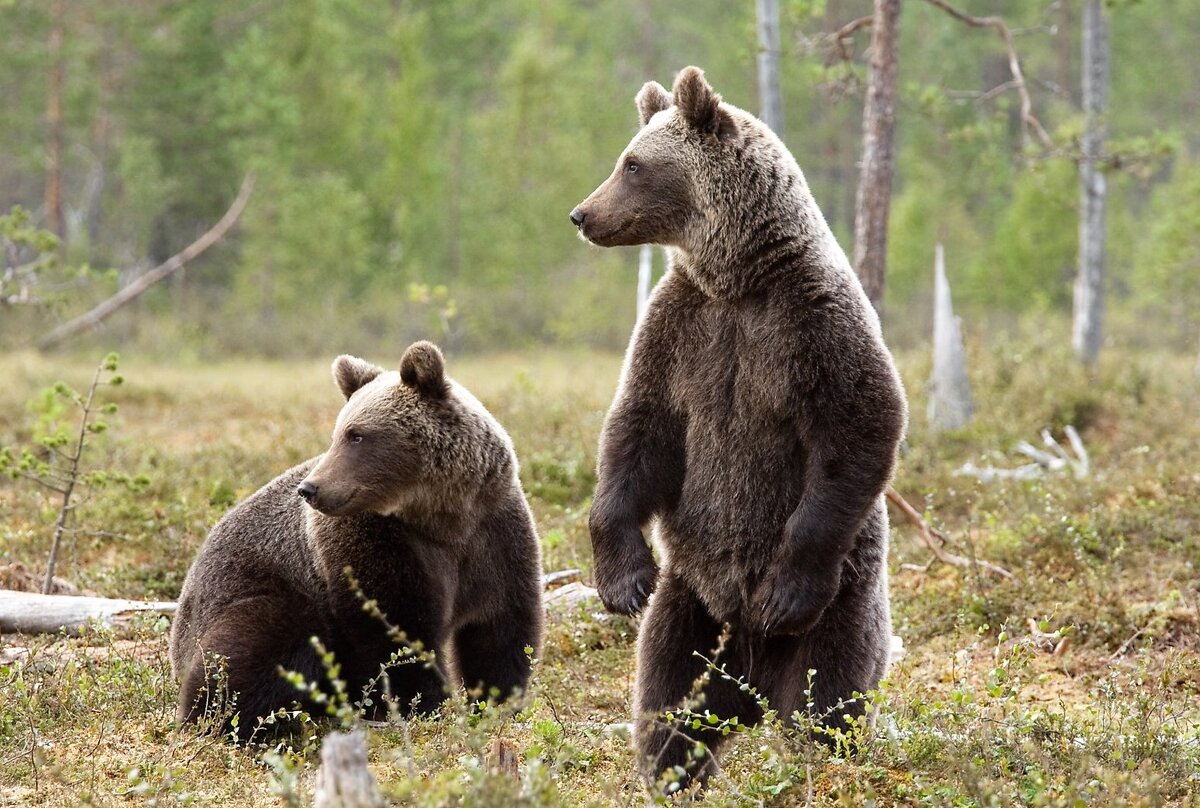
[[928, 243, 974, 431], [313, 729, 384, 808]]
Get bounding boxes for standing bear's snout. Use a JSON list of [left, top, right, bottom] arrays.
[[296, 480, 317, 503], [569, 207, 586, 228]]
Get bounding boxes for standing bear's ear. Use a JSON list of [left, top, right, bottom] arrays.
[[400, 341, 448, 399], [672, 66, 736, 140], [332, 355, 384, 400], [635, 80, 672, 127]]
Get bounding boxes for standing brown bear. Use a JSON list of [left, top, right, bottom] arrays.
[[570, 67, 907, 790], [170, 342, 543, 738]]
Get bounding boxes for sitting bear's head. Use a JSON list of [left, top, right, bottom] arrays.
[[297, 341, 512, 517]]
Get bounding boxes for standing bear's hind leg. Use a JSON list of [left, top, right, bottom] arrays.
[[633, 574, 763, 793], [792, 506, 892, 749]]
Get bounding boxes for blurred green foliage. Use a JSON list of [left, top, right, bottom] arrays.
[[0, 0, 1197, 354]]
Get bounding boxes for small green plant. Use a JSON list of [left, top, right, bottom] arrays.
[[0, 206, 60, 307], [0, 352, 148, 592]]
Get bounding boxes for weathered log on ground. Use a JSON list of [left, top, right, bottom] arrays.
[[0, 590, 176, 635], [544, 581, 600, 609], [2, 570, 593, 636]]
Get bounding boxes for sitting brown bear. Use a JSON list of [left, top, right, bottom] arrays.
[[170, 341, 543, 737]]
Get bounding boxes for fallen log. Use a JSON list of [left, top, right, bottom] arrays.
[[0, 589, 176, 635], [1, 570, 593, 637], [544, 581, 600, 609]]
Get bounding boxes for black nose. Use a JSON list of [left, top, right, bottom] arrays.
[[569, 208, 586, 227], [297, 480, 317, 502]]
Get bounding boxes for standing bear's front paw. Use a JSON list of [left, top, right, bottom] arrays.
[[588, 505, 660, 616], [754, 561, 842, 636], [592, 535, 659, 616]]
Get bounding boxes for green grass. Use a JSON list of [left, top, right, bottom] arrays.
[[1, 340, 1199, 806]]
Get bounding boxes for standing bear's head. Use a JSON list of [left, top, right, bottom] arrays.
[[297, 341, 514, 517], [570, 66, 816, 281]]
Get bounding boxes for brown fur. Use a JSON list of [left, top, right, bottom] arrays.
[[170, 342, 543, 738], [571, 68, 907, 790]]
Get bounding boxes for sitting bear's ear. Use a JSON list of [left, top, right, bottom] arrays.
[[400, 341, 448, 399], [673, 66, 736, 140], [636, 80, 672, 127], [332, 355, 384, 400]]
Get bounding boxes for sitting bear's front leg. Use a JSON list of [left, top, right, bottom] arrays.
[[321, 542, 453, 718]]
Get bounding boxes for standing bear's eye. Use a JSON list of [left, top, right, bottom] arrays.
[[345, 429, 364, 445], [625, 160, 639, 174]]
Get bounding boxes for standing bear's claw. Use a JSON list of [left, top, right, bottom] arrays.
[[589, 514, 659, 616], [595, 553, 658, 616]]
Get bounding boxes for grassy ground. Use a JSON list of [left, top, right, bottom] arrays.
[[1, 338, 1198, 806]]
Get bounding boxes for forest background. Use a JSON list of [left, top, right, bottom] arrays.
[[3, 2, 1200, 803], [2, 0, 1198, 359]]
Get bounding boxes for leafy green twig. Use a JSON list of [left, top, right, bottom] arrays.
[[0, 352, 147, 593]]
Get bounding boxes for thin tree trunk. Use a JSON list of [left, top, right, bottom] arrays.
[[45, 0, 66, 242], [1072, 0, 1108, 367], [637, 244, 652, 322], [1057, 0, 1073, 105], [756, 0, 784, 136], [853, 0, 901, 317]]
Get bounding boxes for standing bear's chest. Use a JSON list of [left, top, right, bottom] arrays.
[[669, 300, 799, 435]]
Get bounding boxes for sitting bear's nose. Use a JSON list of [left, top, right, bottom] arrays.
[[296, 480, 318, 503], [569, 208, 586, 227]]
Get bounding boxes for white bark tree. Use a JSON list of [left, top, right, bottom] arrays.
[[756, 0, 784, 135], [1072, 0, 1109, 367], [637, 244, 652, 322]]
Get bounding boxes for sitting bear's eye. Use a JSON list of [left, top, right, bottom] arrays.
[[625, 160, 639, 174], [345, 429, 364, 445]]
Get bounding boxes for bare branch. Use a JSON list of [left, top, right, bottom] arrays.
[[829, 15, 874, 64], [886, 486, 1015, 580], [15, 471, 68, 495], [919, 0, 1054, 151], [37, 173, 256, 350], [977, 79, 1020, 104]]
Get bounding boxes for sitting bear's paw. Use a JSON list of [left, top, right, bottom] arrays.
[[754, 561, 841, 636], [593, 537, 659, 616]]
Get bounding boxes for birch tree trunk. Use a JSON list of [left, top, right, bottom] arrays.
[[45, 0, 66, 241], [1072, 0, 1108, 367], [637, 244, 652, 322], [853, 0, 901, 317], [756, 0, 784, 136]]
